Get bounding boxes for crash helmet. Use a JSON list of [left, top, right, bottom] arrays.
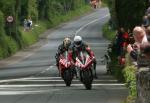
[[74, 36, 82, 47], [63, 37, 71, 48]]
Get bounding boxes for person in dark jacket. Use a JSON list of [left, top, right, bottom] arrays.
[[55, 37, 71, 70]]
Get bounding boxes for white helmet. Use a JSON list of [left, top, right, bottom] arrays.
[[74, 36, 82, 47]]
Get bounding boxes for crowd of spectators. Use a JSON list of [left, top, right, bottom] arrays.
[[115, 6, 150, 67]]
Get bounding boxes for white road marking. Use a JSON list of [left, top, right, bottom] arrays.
[[39, 65, 54, 74], [42, 14, 110, 74], [0, 75, 124, 96], [75, 14, 109, 36], [40, 71, 45, 73], [0, 77, 61, 83], [0, 76, 118, 83], [0, 89, 60, 95], [46, 66, 53, 71], [0, 79, 118, 82], [0, 83, 125, 88]]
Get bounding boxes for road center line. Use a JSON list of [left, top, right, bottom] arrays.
[[43, 14, 109, 71], [75, 14, 109, 36]]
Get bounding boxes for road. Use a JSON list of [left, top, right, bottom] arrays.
[[0, 8, 128, 103]]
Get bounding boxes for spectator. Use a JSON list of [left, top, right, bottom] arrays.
[[127, 26, 148, 61], [122, 28, 129, 48], [116, 27, 129, 57], [146, 26, 150, 41], [96, 0, 101, 8], [27, 17, 32, 30], [90, 0, 97, 9], [23, 19, 27, 31], [116, 28, 123, 56], [146, 6, 150, 15], [142, 26, 150, 59], [142, 15, 149, 28]]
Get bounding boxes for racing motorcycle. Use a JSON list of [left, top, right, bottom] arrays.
[[75, 51, 94, 90], [59, 51, 74, 86]]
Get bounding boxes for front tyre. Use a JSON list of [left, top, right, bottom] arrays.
[[80, 69, 93, 90], [62, 69, 73, 86]]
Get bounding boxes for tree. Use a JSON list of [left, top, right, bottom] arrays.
[[107, 0, 149, 29]]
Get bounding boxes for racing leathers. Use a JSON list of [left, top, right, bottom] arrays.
[[55, 44, 69, 70], [68, 42, 97, 78]]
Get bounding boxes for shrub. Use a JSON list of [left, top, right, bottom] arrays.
[[123, 66, 137, 97], [105, 0, 148, 29]]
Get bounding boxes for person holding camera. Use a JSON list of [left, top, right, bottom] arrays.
[[127, 26, 149, 67]]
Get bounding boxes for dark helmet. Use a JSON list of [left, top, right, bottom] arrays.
[[63, 37, 71, 48], [74, 36, 82, 48]]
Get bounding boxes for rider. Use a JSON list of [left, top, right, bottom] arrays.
[[69, 36, 97, 78], [55, 37, 72, 70]]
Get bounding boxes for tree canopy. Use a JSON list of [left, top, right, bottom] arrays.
[[106, 0, 149, 29], [0, 0, 89, 58]]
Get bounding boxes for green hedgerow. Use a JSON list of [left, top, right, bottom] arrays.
[[123, 65, 137, 97]]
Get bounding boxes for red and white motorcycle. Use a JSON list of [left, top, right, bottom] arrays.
[[59, 51, 74, 86], [75, 51, 94, 90]]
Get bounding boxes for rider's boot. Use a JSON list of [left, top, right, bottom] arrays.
[[93, 61, 98, 79]]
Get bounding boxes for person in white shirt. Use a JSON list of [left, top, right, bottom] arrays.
[[127, 26, 148, 61]]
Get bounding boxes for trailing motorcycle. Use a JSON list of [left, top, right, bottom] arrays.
[[75, 51, 94, 90], [59, 51, 74, 86]]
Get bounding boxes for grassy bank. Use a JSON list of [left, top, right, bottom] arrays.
[[20, 5, 91, 47], [0, 5, 91, 59]]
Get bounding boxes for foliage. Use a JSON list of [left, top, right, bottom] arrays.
[[0, 10, 9, 58], [108, 43, 125, 81], [102, 22, 137, 99], [21, 5, 91, 46], [5, 37, 19, 55], [102, 22, 125, 81], [27, 0, 38, 22], [20, 21, 47, 46], [0, 0, 91, 59], [102, 23, 116, 41], [124, 96, 136, 103], [105, 0, 149, 29], [123, 66, 137, 97]]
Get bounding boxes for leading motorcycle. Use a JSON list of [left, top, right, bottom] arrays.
[[75, 51, 94, 90]]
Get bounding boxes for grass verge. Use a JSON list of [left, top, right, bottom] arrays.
[[19, 5, 92, 48], [0, 5, 92, 59]]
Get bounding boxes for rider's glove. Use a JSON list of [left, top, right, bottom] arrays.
[[91, 57, 96, 62]]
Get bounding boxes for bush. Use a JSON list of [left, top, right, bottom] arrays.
[[105, 0, 148, 29], [6, 37, 19, 55], [0, 0, 91, 59], [102, 23, 116, 41], [102, 22, 137, 100], [123, 66, 137, 97]]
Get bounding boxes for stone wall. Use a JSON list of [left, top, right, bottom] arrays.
[[136, 67, 150, 103]]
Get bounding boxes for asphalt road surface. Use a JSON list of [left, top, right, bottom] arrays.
[[0, 8, 128, 103]]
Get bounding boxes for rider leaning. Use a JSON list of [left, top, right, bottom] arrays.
[[68, 36, 97, 78], [55, 37, 71, 70]]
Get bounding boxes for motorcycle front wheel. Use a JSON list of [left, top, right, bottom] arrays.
[[62, 69, 73, 86], [80, 69, 93, 90]]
